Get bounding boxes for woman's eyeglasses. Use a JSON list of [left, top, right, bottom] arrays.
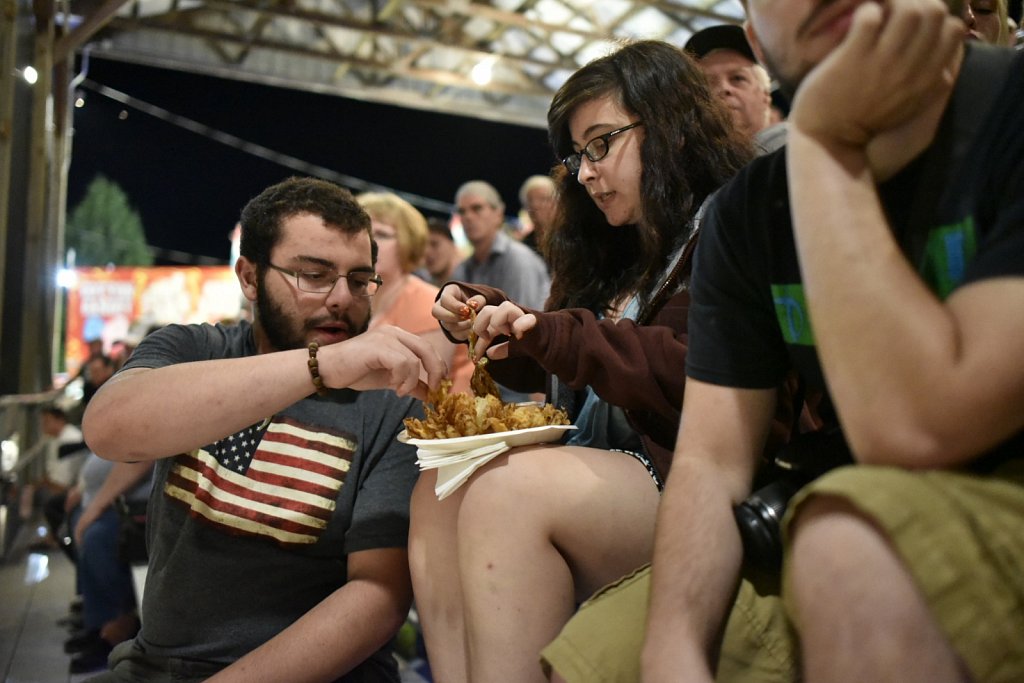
[[562, 121, 643, 176]]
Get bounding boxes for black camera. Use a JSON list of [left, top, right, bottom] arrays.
[[735, 428, 852, 575]]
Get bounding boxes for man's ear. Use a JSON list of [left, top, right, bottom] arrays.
[[236, 256, 259, 303], [744, 21, 769, 69]]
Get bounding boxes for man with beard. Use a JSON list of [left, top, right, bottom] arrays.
[[542, 1, 1024, 682], [82, 176, 446, 683]]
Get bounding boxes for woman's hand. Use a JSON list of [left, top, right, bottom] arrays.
[[471, 301, 538, 361], [432, 284, 487, 342]]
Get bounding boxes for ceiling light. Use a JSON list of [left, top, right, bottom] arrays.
[[471, 57, 497, 86]]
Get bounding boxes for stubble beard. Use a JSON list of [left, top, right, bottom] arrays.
[[757, 47, 802, 103], [255, 276, 370, 352]]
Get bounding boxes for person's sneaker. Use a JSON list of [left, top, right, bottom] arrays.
[[68, 639, 113, 674], [64, 628, 101, 654]]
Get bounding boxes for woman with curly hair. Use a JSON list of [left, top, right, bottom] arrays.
[[409, 40, 759, 681]]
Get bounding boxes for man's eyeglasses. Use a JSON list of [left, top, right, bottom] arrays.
[[267, 263, 382, 298], [562, 121, 644, 176]]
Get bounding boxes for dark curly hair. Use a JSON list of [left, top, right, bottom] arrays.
[[545, 40, 753, 312], [239, 176, 376, 267]]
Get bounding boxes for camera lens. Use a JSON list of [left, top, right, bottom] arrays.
[[735, 475, 806, 573]]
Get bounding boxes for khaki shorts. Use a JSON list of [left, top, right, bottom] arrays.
[[542, 462, 1024, 683], [540, 564, 797, 683]]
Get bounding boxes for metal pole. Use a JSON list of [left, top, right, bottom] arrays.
[[20, 0, 56, 393], [0, 0, 18, 353]]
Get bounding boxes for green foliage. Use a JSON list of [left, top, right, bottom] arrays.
[[66, 175, 153, 266]]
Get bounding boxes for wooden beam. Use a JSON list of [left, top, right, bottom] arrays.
[[54, 0, 131, 64]]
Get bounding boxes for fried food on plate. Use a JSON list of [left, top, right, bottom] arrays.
[[404, 380, 570, 439]]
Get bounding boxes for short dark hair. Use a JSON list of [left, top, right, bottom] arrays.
[[426, 216, 454, 242], [41, 406, 67, 421], [238, 177, 374, 268], [86, 353, 114, 369]]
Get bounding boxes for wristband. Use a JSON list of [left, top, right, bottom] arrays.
[[307, 342, 329, 396]]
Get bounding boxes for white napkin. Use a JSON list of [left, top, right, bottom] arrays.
[[416, 441, 510, 500]]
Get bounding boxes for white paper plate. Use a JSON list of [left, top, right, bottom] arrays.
[[398, 424, 578, 453]]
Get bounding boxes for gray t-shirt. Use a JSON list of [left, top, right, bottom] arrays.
[[78, 453, 152, 509], [119, 321, 422, 682], [754, 122, 787, 155], [452, 230, 551, 310]]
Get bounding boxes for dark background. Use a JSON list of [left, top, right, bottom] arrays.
[[66, 57, 556, 264]]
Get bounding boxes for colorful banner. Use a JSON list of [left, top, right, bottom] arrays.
[[65, 266, 244, 376]]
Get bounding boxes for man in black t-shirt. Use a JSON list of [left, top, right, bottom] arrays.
[[542, 1, 1024, 682]]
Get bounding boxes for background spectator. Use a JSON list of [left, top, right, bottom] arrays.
[[27, 407, 89, 552], [451, 179, 550, 312], [417, 217, 463, 287], [358, 191, 472, 394], [685, 24, 786, 153], [962, 0, 1009, 43], [452, 180, 550, 402], [517, 174, 558, 258], [63, 457, 153, 674]]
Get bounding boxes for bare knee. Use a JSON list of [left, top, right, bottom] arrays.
[[785, 493, 942, 650], [789, 495, 869, 575], [458, 450, 554, 525], [786, 491, 970, 682]]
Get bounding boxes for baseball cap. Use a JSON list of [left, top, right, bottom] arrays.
[[684, 24, 757, 64]]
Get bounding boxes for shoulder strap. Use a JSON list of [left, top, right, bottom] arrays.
[[635, 196, 712, 326]]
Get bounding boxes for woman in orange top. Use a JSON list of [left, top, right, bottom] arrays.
[[357, 192, 472, 393]]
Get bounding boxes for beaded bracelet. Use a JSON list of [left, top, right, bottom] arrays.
[[307, 342, 329, 396]]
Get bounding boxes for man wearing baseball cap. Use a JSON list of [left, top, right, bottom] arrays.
[[685, 24, 786, 153]]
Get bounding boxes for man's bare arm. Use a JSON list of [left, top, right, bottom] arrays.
[[642, 380, 777, 681], [786, 0, 1024, 467], [83, 326, 446, 462]]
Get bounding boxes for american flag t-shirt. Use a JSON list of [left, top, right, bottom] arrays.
[[164, 415, 354, 547]]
